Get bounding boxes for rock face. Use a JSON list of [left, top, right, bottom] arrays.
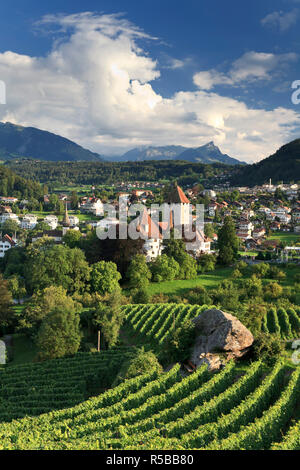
[[191, 309, 254, 370]]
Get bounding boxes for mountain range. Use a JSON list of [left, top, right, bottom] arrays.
[[0, 122, 103, 162], [0, 122, 244, 165], [107, 142, 243, 165]]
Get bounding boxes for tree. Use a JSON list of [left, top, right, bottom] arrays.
[[93, 290, 124, 349], [25, 241, 91, 294], [7, 275, 26, 303], [0, 219, 20, 236], [178, 252, 198, 280], [18, 285, 80, 336], [126, 254, 151, 290], [36, 306, 82, 361], [204, 223, 215, 239], [163, 236, 197, 280], [0, 274, 13, 330], [150, 255, 179, 282], [163, 237, 186, 260], [63, 229, 82, 248], [217, 216, 239, 265], [91, 261, 121, 295], [70, 191, 79, 209]]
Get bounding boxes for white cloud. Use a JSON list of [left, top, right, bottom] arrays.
[[0, 12, 299, 163], [193, 51, 298, 90], [261, 9, 299, 32]]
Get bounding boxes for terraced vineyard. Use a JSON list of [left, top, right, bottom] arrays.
[[122, 304, 300, 344], [121, 303, 217, 344], [0, 360, 298, 450], [0, 347, 135, 422], [261, 306, 300, 339]]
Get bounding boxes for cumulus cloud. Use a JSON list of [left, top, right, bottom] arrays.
[[0, 12, 299, 162], [193, 51, 298, 90], [261, 9, 299, 32]]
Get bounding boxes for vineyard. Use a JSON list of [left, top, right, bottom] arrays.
[[121, 303, 300, 344], [121, 303, 217, 345], [261, 306, 300, 339], [0, 347, 135, 422], [0, 359, 298, 450]]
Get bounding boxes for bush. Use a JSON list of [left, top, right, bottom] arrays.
[[112, 348, 162, 386], [253, 332, 285, 366], [160, 320, 196, 363], [132, 288, 151, 304]]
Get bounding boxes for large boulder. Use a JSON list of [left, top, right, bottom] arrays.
[[191, 308, 254, 370]]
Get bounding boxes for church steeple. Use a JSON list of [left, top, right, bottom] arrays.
[[63, 200, 70, 226]]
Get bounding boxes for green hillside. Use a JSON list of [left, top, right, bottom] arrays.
[[232, 139, 300, 185]]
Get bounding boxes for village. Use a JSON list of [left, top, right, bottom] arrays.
[[1, 179, 299, 263]]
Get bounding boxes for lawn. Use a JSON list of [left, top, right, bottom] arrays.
[[268, 232, 300, 245], [147, 264, 298, 298], [147, 267, 233, 297]]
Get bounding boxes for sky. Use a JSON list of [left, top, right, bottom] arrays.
[[0, 1, 300, 162]]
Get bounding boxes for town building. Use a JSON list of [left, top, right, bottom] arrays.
[[21, 214, 38, 230], [0, 234, 16, 258]]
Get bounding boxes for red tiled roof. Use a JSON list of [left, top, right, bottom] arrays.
[[168, 186, 190, 204]]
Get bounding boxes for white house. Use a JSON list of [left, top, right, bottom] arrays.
[[21, 214, 37, 230], [44, 215, 58, 230], [69, 215, 80, 227], [80, 198, 103, 216], [0, 213, 20, 225], [0, 234, 16, 258]]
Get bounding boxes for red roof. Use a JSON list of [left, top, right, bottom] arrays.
[[168, 185, 190, 204]]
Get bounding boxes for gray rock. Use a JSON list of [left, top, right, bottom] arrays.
[[191, 308, 254, 370]]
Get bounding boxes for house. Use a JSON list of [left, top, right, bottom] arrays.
[[44, 215, 58, 230], [186, 229, 212, 256], [69, 215, 80, 227], [0, 234, 16, 258], [0, 206, 12, 214], [137, 207, 164, 262], [0, 213, 20, 225], [202, 189, 216, 198], [208, 202, 218, 217], [270, 221, 281, 231], [252, 227, 266, 239], [245, 238, 261, 250], [32, 230, 63, 243], [236, 231, 252, 241], [238, 219, 254, 235], [80, 197, 103, 216], [21, 214, 38, 230], [0, 196, 18, 204]]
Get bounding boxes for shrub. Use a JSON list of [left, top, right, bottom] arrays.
[[253, 332, 285, 366]]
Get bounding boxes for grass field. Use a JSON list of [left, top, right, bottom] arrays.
[[147, 264, 298, 297], [268, 232, 300, 245], [147, 267, 233, 296]]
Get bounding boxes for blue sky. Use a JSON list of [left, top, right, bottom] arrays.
[[0, 0, 300, 161]]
